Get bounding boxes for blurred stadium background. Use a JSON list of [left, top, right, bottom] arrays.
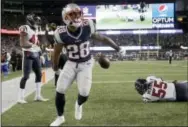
[[1, 0, 188, 126]]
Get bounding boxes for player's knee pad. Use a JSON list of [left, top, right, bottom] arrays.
[[79, 87, 91, 97], [79, 91, 90, 97]]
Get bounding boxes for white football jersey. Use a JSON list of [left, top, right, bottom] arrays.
[[19, 25, 41, 52], [146, 76, 163, 83], [143, 77, 176, 102]]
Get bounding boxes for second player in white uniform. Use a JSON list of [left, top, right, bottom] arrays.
[[50, 3, 125, 126], [143, 76, 176, 102], [135, 76, 188, 103]]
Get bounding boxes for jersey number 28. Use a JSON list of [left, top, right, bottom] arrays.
[[67, 41, 90, 59]]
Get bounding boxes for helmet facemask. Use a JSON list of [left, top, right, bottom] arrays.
[[27, 14, 41, 30], [135, 79, 149, 95], [34, 16, 41, 29]]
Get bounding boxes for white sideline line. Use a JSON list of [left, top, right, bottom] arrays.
[[2, 69, 54, 114], [2, 86, 43, 114]]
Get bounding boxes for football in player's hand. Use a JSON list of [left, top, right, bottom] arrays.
[[98, 55, 110, 69]]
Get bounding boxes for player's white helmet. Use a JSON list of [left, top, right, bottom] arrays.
[[62, 3, 83, 28]]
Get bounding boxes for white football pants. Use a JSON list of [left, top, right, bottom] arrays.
[[56, 58, 94, 96]]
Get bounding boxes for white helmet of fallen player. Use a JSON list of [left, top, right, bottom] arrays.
[[62, 3, 83, 28]]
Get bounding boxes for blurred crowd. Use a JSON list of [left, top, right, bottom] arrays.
[[2, 34, 188, 54], [1, 14, 188, 76], [92, 34, 188, 48], [2, 14, 25, 30], [1, 33, 187, 75], [1, 14, 188, 49], [1, 35, 20, 52], [2, 34, 188, 56]]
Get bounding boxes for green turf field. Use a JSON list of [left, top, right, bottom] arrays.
[[2, 61, 188, 126]]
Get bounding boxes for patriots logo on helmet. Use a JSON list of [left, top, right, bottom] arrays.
[[158, 4, 168, 17]]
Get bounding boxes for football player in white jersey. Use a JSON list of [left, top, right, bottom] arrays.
[[18, 13, 49, 104], [135, 76, 188, 102], [50, 3, 125, 126]]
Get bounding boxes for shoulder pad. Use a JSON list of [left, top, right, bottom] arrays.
[[146, 76, 158, 82], [19, 25, 28, 34], [54, 26, 66, 44]]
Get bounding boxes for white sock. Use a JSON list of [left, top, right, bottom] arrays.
[[36, 82, 41, 98], [19, 88, 25, 100]]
